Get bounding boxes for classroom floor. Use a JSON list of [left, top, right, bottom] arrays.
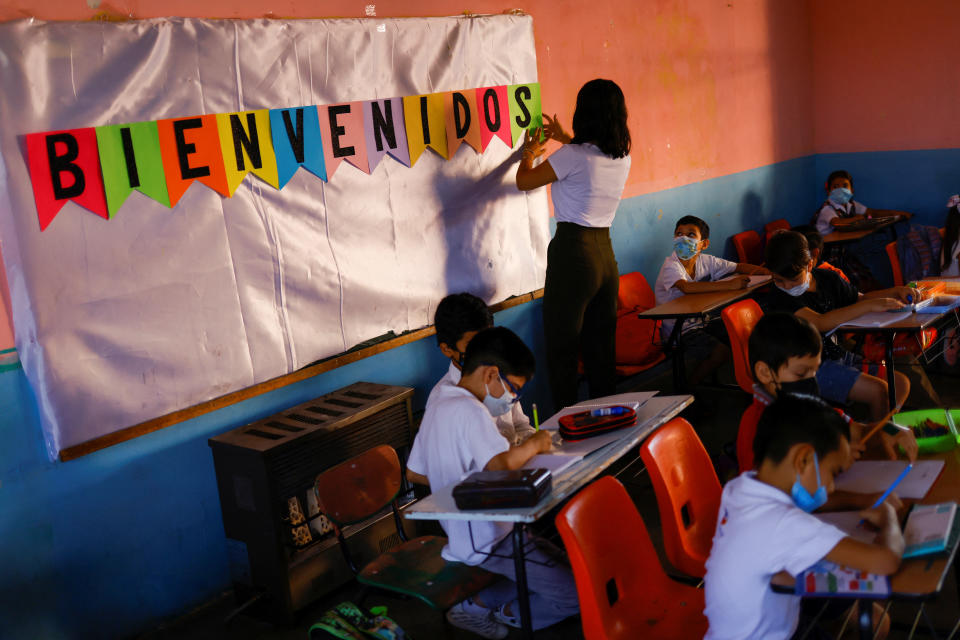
[[139, 363, 960, 640]]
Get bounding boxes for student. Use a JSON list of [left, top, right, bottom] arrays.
[[406, 327, 578, 638], [942, 195, 960, 277], [813, 169, 908, 236], [426, 293, 536, 446], [737, 312, 918, 473], [792, 225, 849, 282], [760, 230, 913, 421], [653, 215, 768, 382], [704, 394, 904, 640]]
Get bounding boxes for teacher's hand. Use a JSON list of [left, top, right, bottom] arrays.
[[522, 128, 547, 160], [543, 114, 571, 144]]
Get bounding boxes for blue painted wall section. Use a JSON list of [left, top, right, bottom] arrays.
[[1, 149, 957, 637]]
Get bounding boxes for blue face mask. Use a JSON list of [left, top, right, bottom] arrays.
[[673, 235, 700, 261], [828, 187, 853, 206], [791, 451, 828, 513], [483, 376, 516, 417], [776, 271, 810, 297]]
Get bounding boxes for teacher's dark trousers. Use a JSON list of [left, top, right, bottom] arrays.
[[542, 222, 619, 411]]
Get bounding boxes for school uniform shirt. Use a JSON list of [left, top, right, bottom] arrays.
[[942, 240, 960, 277], [548, 143, 631, 228], [406, 383, 511, 565], [814, 199, 868, 236], [758, 267, 858, 361], [425, 362, 536, 445], [654, 252, 737, 338], [703, 473, 847, 640]]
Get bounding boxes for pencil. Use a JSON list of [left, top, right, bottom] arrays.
[[859, 406, 900, 446], [533, 403, 539, 431]]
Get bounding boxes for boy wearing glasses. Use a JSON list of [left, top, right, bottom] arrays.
[[406, 327, 577, 638]]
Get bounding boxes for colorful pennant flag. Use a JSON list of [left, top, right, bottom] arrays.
[[156, 115, 230, 206], [26, 128, 109, 231], [96, 121, 170, 216], [403, 93, 448, 165], [508, 83, 543, 145], [319, 102, 370, 179], [25, 83, 542, 230], [270, 106, 327, 187], [476, 86, 512, 151], [363, 98, 410, 171], [444, 90, 483, 157], [215, 110, 280, 194]]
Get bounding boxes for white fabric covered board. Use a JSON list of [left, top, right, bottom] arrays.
[[0, 15, 548, 458]]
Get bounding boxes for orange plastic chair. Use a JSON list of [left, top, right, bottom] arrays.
[[613, 272, 666, 377], [885, 240, 904, 286], [731, 230, 763, 265], [555, 476, 708, 640], [314, 445, 497, 611], [763, 218, 790, 243], [721, 299, 764, 394], [639, 418, 722, 578]]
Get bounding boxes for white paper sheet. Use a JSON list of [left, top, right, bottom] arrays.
[[0, 16, 547, 459], [834, 460, 945, 499]]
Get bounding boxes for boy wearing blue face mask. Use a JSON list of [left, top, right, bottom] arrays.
[[654, 215, 768, 338], [406, 327, 577, 638], [704, 394, 904, 640], [814, 170, 908, 236]]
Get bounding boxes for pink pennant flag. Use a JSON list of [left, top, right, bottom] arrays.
[[319, 102, 369, 178]]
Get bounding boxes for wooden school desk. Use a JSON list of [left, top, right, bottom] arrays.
[[778, 448, 960, 640], [638, 277, 771, 390], [837, 305, 960, 409], [404, 393, 694, 640]]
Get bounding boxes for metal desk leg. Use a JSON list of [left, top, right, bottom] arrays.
[[885, 332, 898, 410], [513, 523, 533, 640], [859, 600, 873, 640], [667, 318, 687, 393]]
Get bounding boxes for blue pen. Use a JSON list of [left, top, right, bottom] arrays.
[[590, 406, 628, 417], [859, 463, 913, 525]]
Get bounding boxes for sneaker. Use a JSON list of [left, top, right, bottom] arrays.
[[445, 600, 508, 639], [492, 603, 521, 629]]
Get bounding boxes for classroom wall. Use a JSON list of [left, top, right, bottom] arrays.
[[2, 1, 944, 637]]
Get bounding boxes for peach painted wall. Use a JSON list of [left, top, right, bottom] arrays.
[[810, 0, 960, 153]]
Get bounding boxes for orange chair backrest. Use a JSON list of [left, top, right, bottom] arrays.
[[617, 271, 656, 311], [556, 476, 697, 640], [314, 445, 402, 526], [764, 219, 790, 235], [732, 230, 763, 265], [639, 418, 722, 578], [886, 240, 903, 286], [721, 298, 764, 394]]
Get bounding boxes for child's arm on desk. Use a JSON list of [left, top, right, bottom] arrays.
[[795, 297, 903, 332], [406, 469, 429, 485], [866, 208, 911, 220], [675, 275, 750, 294], [736, 263, 771, 276], [823, 502, 905, 575], [485, 431, 552, 471]]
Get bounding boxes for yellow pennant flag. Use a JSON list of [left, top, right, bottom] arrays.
[[215, 110, 279, 194], [403, 93, 448, 165]]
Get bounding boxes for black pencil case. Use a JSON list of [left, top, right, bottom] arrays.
[[452, 469, 552, 510]]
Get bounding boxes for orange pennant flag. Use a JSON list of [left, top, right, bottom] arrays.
[[157, 115, 230, 206]]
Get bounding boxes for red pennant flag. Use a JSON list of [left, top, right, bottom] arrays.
[[26, 128, 108, 231], [475, 86, 512, 151]]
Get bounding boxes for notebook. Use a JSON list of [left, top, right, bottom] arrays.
[[522, 453, 582, 476], [834, 460, 944, 499], [795, 560, 890, 597], [839, 310, 912, 328], [903, 502, 959, 559], [815, 510, 878, 544]]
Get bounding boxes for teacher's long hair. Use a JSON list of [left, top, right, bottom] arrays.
[[570, 79, 631, 159]]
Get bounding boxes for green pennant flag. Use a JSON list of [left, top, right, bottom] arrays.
[[95, 121, 170, 216], [508, 82, 543, 145]]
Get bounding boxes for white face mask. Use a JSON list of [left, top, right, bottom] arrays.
[[776, 271, 810, 297], [482, 376, 516, 417]]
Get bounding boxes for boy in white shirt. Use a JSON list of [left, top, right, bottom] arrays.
[[653, 215, 767, 383], [406, 327, 579, 638], [425, 293, 535, 446], [814, 170, 907, 236], [704, 394, 904, 640]]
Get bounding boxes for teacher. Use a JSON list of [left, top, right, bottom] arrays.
[[516, 79, 632, 410]]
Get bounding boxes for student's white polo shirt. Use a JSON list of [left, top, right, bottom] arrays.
[[407, 384, 511, 565], [815, 200, 868, 235], [703, 473, 846, 640]]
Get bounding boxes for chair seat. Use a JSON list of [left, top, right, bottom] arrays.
[[608, 580, 707, 639], [358, 535, 499, 611]]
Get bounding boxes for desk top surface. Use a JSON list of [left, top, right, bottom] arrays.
[[822, 218, 898, 244], [638, 279, 769, 320], [403, 394, 693, 524]]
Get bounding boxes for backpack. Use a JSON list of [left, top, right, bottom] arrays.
[[309, 602, 409, 640]]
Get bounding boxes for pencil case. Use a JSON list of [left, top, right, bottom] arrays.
[[557, 405, 637, 441], [452, 469, 552, 510]]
